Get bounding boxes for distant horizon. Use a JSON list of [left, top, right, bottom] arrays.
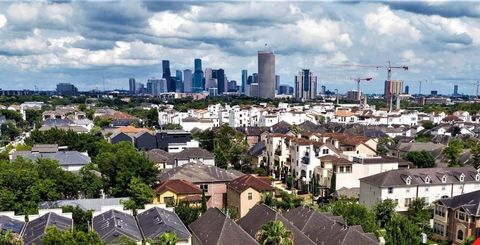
[[0, 1, 479, 95]]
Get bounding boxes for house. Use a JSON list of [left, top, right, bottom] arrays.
[[109, 132, 133, 145], [147, 147, 215, 169], [137, 206, 191, 245], [359, 166, 480, 211], [433, 190, 480, 245], [153, 179, 204, 207], [247, 141, 266, 169], [159, 163, 244, 208], [22, 212, 73, 245], [12, 146, 92, 171], [189, 208, 259, 245], [237, 204, 316, 245], [283, 206, 379, 245], [134, 131, 157, 151], [180, 117, 214, 132], [226, 175, 275, 218], [92, 209, 142, 244], [0, 214, 25, 238], [156, 130, 192, 151], [147, 149, 175, 169]]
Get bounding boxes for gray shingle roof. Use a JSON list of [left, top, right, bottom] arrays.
[[173, 147, 214, 160], [360, 166, 479, 187], [283, 206, 378, 245], [12, 151, 91, 167], [248, 141, 265, 157], [22, 212, 72, 245], [137, 207, 191, 241], [92, 210, 142, 244], [159, 163, 244, 183], [0, 215, 24, 234], [437, 190, 480, 216], [189, 208, 259, 245], [39, 198, 128, 212], [237, 204, 316, 245]]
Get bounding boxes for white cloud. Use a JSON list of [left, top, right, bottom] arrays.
[[0, 15, 6, 29], [364, 6, 421, 41]]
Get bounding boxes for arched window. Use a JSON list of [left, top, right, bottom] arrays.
[[459, 174, 465, 182], [457, 230, 464, 241], [442, 175, 447, 183], [406, 176, 412, 185], [425, 176, 431, 184], [476, 174, 480, 182]]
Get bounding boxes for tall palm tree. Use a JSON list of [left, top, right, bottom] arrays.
[[255, 220, 294, 245]]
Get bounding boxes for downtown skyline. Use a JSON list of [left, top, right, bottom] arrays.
[[0, 1, 480, 95]]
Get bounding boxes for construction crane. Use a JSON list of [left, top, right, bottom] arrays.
[[351, 77, 373, 101], [418, 80, 427, 95]]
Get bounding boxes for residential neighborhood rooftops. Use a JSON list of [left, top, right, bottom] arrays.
[[12, 151, 91, 167], [227, 175, 274, 193], [0, 215, 25, 234], [137, 206, 191, 241], [173, 147, 214, 160], [154, 179, 203, 195], [159, 163, 244, 183], [189, 208, 259, 245], [360, 166, 479, 187], [92, 209, 142, 244], [437, 190, 480, 216], [22, 212, 72, 245]]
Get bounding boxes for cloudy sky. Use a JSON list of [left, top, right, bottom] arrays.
[[0, 1, 479, 95]]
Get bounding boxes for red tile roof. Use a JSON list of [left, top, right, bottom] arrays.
[[227, 175, 275, 193]]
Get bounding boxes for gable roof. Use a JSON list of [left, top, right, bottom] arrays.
[[159, 163, 244, 183], [437, 190, 480, 217], [12, 151, 91, 167], [360, 166, 479, 187], [283, 206, 378, 245], [154, 179, 203, 195], [92, 209, 142, 244], [0, 215, 25, 234], [248, 141, 265, 157], [137, 206, 191, 241], [227, 175, 274, 193], [22, 212, 72, 245], [189, 208, 259, 245], [173, 147, 214, 160], [237, 204, 316, 245], [147, 149, 175, 165]]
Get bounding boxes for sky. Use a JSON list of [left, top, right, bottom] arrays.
[[0, 1, 480, 95]]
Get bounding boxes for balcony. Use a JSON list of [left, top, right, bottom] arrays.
[[301, 156, 310, 165], [275, 147, 282, 156]]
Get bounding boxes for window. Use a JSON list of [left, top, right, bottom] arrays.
[[406, 188, 410, 193], [248, 192, 253, 200], [322, 149, 329, 155], [388, 187, 394, 194], [433, 222, 445, 236], [460, 174, 465, 182], [200, 184, 209, 192], [404, 198, 411, 207], [425, 176, 431, 184], [457, 211, 466, 221], [394, 199, 398, 206], [406, 176, 411, 185], [442, 175, 447, 183], [476, 174, 480, 181], [457, 230, 464, 241], [435, 206, 446, 217], [345, 166, 351, 173]]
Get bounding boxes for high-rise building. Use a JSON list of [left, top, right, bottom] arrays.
[[147, 78, 167, 96], [253, 73, 258, 83], [192, 58, 204, 92], [204, 68, 215, 89], [258, 51, 275, 99], [228, 80, 237, 92], [250, 83, 260, 98], [384, 80, 404, 102], [321, 85, 326, 95], [183, 69, 193, 93], [241, 70, 248, 93], [176, 70, 183, 82], [136, 83, 145, 94], [129, 78, 136, 94], [454, 85, 458, 95], [294, 69, 317, 101], [405, 85, 410, 94], [56, 83, 78, 96], [275, 75, 280, 92], [431, 90, 438, 96], [278, 85, 290, 95], [162, 60, 174, 92], [212, 69, 226, 94], [347, 90, 361, 101]]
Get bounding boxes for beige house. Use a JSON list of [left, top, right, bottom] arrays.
[[227, 175, 275, 218]]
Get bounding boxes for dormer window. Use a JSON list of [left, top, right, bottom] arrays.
[[476, 174, 480, 182], [442, 175, 447, 183], [425, 176, 431, 184], [459, 173, 465, 182], [406, 176, 412, 185]]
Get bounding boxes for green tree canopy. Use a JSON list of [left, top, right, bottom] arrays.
[[121, 177, 155, 212], [61, 206, 93, 232], [469, 141, 480, 169], [443, 139, 464, 167], [255, 220, 294, 245], [385, 214, 421, 245], [373, 199, 396, 228], [213, 124, 248, 169], [41, 226, 105, 245], [94, 142, 159, 197], [151, 232, 178, 245], [404, 150, 435, 168], [174, 202, 200, 226]]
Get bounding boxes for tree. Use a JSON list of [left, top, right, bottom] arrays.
[[193, 129, 215, 151], [469, 141, 480, 169], [373, 199, 396, 228], [201, 191, 207, 213], [421, 120, 435, 130], [407, 198, 432, 228], [61, 206, 92, 232], [276, 191, 303, 211], [255, 220, 294, 245], [163, 123, 182, 130], [321, 198, 378, 234], [261, 192, 277, 208], [291, 124, 303, 135], [463, 236, 476, 245], [152, 232, 178, 245], [213, 124, 248, 169], [385, 214, 421, 245], [94, 142, 159, 197], [93, 117, 112, 128], [404, 151, 435, 168], [311, 174, 319, 196], [443, 139, 464, 167], [122, 177, 155, 213], [1, 122, 20, 141], [79, 163, 104, 198], [0, 230, 23, 245], [174, 202, 200, 226], [329, 172, 336, 195], [41, 226, 105, 245]]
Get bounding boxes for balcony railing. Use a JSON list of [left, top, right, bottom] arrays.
[[302, 156, 310, 165]]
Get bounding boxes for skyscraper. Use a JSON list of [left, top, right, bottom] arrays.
[[321, 85, 326, 94], [162, 60, 173, 92], [405, 85, 410, 94], [275, 75, 280, 92], [241, 70, 248, 93], [148, 78, 167, 96], [258, 51, 275, 99], [129, 78, 136, 94], [183, 69, 193, 93], [454, 85, 458, 95], [384, 80, 404, 110], [294, 69, 317, 101], [56, 83, 78, 96], [192, 58, 204, 92], [204, 68, 215, 89], [213, 69, 226, 94]]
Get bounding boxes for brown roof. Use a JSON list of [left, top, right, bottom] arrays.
[[154, 179, 203, 195], [189, 208, 259, 245], [335, 110, 355, 117], [114, 126, 152, 134], [227, 175, 274, 193], [319, 155, 352, 166], [147, 149, 175, 165]]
